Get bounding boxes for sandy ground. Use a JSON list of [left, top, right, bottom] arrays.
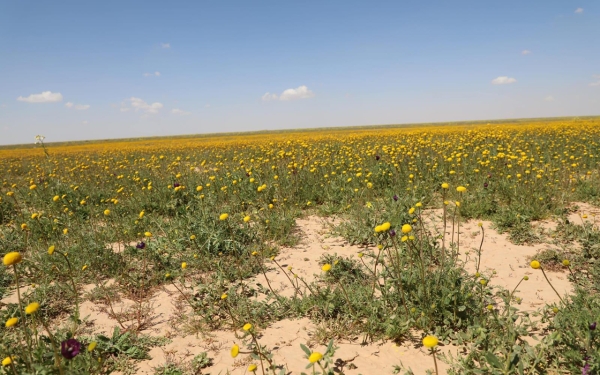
[[1, 205, 582, 374]]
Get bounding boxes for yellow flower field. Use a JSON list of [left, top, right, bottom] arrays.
[[1, 117, 600, 374]]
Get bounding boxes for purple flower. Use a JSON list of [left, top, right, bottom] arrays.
[[393, 195, 398, 202], [173, 182, 180, 188], [375, 155, 380, 161], [582, 362, 590, 375], [483, 182, 489, 188], [389, 229, 396, 237], [136, 241, 146, 249], [61, 339, 81, 360], [590, 322, 597, 331]]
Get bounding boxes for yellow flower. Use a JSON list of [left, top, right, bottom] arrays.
[[190, 235, 196, 240], [523, 276, 529, 280], [441, 182, 449, 189], [401, 224, 412, 234], [248, 364, 258, 372], [88, 342, 97, 352], [181, 262, 187, 269], [422, 335, 438, 348], [2, 357, 11, 367], [357, 252, 363, 258], [562, 259, 570, 267], [456, 186, 466, 192], [309, 352, 323, 363], [219, 213, 229, 221], [31, 213, 39, 219], [380, 222, 391, 231], [139, 210, 145, 219], [82, 265, 88, 271], [231, 344, 239, 357], [144, 231, 152, 237], [104, 209, 111, 216], [48, 246, 55, 255], [221, 293, 228, 300], [53, 195, 60, 202], [408, 207, 415, 215], [6, 192, 14, 197], [243, 323, 252, 331], [5, 317, 18, 328], [30, 184, 37, 190], [25, 302, 40, 315], [243, 215, 251, 222], [374, 225, 382, 233], [480, 279, 487, 286], [487, 304, 494, 311], [321, 264, 332, 272], [530, 260, 541, 269], [196, 186, 203, 192], [3, 252, 22, 266], [63, 228, 68, 235], [20, 223, 27, 230]]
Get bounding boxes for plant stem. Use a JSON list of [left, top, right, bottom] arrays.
[[540, 266, 565, 304]]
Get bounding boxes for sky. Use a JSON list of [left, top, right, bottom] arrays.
[[0, 1, 599, 145]]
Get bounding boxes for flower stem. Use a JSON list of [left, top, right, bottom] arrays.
[[540, 266, 565, 304]]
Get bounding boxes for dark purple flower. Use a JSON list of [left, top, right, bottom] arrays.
[[375, 155, 380, 161], [389, 229, 396, 237], [487, 174, 492, 178], [136, 241, 146, 249], [483, 182, 489, 188], [61, 339, 81, 360], [590, 322, 597, 331], [246, 172, 251, 177], [393, 195, 398, 202], [173, 182, 180, 188]]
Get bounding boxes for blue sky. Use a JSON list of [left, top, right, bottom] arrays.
[[1, 1, 599, 145]]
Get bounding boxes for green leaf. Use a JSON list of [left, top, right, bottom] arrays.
[[485, 353, 503, 369], [300, 343, 312, 357]]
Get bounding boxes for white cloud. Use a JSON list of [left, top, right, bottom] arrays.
[[575, 7, 583, 13], [205, 104, 211, 108], [491, 76, 517, 85], [65, 102, 90, 110], [171, 108, 191, 115], [262, 93, 278, 101], [161, 43, 170, 48], [262, 85, 315, 102], [521, 50, 531, 55], [280, 85, 315, 101], [82, 120, 88, 125], [17, 91, 63, 103], [589, 75, 600, 86], [124, 97, 163, 114], [143, 71, 161, 77], [544, 95, 555, 102]]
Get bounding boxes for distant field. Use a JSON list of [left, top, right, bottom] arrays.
[[1, 115, 598, 153]]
